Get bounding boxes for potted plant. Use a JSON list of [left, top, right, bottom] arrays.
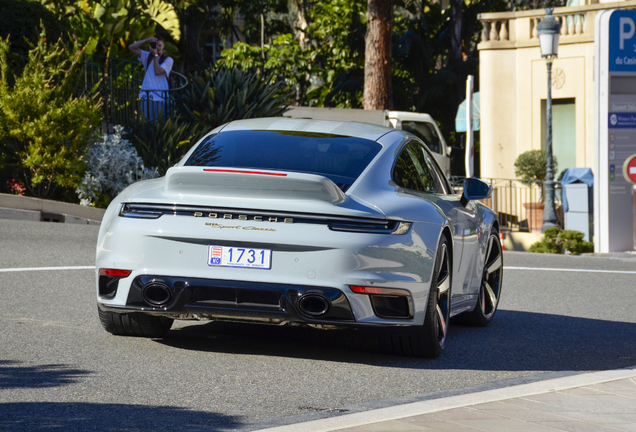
[[514, 150, 558, 232]]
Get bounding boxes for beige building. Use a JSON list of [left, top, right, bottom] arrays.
[[478, 0, 636, 180]]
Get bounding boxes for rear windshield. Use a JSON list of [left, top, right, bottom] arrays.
[[185, 130, 382, 190]]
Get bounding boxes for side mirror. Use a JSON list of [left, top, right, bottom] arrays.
[[460, 178, 492, 207]]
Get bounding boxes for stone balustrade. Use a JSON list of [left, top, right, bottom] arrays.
[[479, 1, 636, 49], [481, 19, 511, 43]]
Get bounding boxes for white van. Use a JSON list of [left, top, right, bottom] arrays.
[[283, 107, 452, 178]]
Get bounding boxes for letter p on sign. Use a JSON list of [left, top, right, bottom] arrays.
[[620, 17, 636, 49]]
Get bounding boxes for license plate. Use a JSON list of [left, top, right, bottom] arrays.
[[207, 245, 271, 269]]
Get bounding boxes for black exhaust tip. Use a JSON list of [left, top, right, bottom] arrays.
[[142, 281, 172, 307], [298, 294, 330, 317]]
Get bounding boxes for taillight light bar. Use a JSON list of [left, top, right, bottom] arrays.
[[99, 269, 132, 277], [203, 169, 288, 176], [349, 286, 410, 296]]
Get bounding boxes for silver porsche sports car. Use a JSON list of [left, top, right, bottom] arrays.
[[96, 118, 503, 358]]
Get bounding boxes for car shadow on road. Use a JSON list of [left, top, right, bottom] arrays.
[[0, 402, 239, 431], [156, 310, 636, 371], [0, 361, 240, 431]]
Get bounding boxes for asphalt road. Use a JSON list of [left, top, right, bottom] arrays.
[[1, 219, 635, 431]]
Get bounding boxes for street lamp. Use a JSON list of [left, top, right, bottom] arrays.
[[537, 8, 561, 232]]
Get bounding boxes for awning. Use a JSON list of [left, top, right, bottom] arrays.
[[455, 92, 480, 132]]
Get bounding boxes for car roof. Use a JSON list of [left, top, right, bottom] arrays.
[[218, 117, 397, 142]]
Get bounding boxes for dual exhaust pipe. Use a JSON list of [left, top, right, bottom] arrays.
[[142, 281, 332, 318]]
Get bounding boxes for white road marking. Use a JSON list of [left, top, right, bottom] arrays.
[[505, 266, 636, 274], [0, 266, 95, 273]]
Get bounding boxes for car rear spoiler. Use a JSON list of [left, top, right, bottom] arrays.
[[163, 167, 346, 204]]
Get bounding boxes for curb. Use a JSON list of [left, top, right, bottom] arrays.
[[0, 193, 104, 224], [253, 365, 636, 432]]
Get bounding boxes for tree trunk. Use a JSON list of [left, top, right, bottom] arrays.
[[450, 0, 463, 62], [180, 19, 205, 74], [260, 13, 265, 59], [363, 0, 393, 110], [291, 0, 309, 49]]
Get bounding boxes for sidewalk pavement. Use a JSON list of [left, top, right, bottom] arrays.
[[255, 366, 636, 432], [0, 193, 104, 224]]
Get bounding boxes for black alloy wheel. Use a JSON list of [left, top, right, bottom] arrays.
[[419, 235, 451, 357], [458, 228, 503, 327]]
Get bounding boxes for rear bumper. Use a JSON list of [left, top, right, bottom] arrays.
[[98, 274, 360, 326], [95, 207, 442, 328]]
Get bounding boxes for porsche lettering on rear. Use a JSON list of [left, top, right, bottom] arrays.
[[193, 212, 293, 223]]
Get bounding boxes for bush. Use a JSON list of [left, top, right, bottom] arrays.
[[180, 66, 293, 131], [77, 126, 158, 207], [0, 28, 102, 199], [126, 114, 200, 176], [514, 150, 558, 182], [528, 227, 594, 255], [528, 227, 562, 254]]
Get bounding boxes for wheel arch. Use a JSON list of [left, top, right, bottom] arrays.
[[491, 219, 500, 235], [440, 224, 453, 272]]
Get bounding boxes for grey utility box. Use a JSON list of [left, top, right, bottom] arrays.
[[563, 183, 592, 241]]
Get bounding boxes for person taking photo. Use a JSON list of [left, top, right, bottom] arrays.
[[128, 36, 174, 122]]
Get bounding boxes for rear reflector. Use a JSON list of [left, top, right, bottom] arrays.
[[99, 269, 132, 277], [349, 286, 410, 296], [203, 169, 288, 176]]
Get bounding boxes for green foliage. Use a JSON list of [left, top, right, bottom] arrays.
[[528, 227, 562, 254], [528, 228, 594, 255], [126, 113, 199, 175], [39, 0, 180, 58], [220, 0, 366, 107], [514, 149, 558, 182], [180, 65, 293, 130], [0, 28, 102, 199], [234, 0, 291, 43], [559, 230, 594, 255], [0, 0, 72, 76]]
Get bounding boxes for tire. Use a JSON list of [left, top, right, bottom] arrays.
[[379, 234, 452, 358], [98, 307, 173, 338], [456, 228, 503, 327]]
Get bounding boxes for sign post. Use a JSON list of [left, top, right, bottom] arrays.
[[594, 10, 636, 252], [465, 75, 474, 178]]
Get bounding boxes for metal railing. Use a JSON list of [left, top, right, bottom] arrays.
[[82, 56, 188, 127], [452, 177, 564, 232]]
